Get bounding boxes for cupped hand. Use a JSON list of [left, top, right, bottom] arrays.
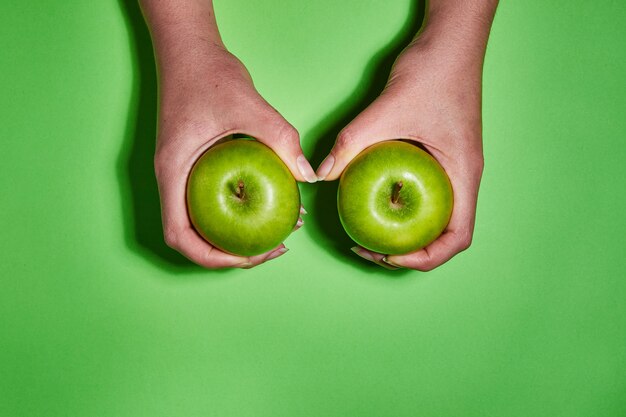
[[154, 47, 316, 269], [316, 41, 485, 271]]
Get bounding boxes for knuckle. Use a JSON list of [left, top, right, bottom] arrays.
[[418, 261, 436, 272], [200, 262, 221, 270], [457, 232, 473, 251], [274, 122, 299, 147], [336, 128, 357, 149], [153, 151, 167, 179], [201, 247, 234, 270], [163, 228, 179, 250]]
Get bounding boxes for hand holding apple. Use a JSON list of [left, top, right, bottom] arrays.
[[141, 0, 317, 267], [153, 47, 316, 268], [316, 6, 495, 270]]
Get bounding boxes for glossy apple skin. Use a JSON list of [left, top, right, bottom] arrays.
[[338, 140, 453, 255], [187, 139, 300, 257]]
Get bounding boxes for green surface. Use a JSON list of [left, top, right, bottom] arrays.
[[1, 1, 625, 416]]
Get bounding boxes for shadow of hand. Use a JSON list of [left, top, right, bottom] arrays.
[[305, 1, 425, 273], [117, 0, 202, 272]]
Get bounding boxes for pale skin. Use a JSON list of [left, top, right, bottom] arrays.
[[139, 0, 498, 270]]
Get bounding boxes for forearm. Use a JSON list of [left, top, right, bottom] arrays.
[[409, 0, 498, 67], [139, 0, 225, 78]]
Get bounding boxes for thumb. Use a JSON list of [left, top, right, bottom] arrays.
[[315, 102, 394, 181]]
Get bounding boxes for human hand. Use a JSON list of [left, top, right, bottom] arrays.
[[154, 46, 316, 269], [315, 36, 486, 271]]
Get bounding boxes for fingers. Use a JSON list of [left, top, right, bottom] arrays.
[[167, 227, 289, 269], [384, 166, 481, 271], [383, 230, 470, 271], [262, 245, 289, 263], [293, 205, 307, 231], [348, 167, 480, 272], [351, 247, 400, 270], [240, 104, 317, 184], [168, 227, 251, 268], [349, 228, 472, 272], [294, 217, 304, 232], [158, 166, 289, 269]]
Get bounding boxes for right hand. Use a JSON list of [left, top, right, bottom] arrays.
[[154, 46, 316, 269]]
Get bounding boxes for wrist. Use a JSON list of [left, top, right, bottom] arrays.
[[152, 25, 226, 73], [401, 0, 497, 70], [141, 0, 227, 80], [157, 41, 231, 83]]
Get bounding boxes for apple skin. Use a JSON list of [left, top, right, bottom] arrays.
[[187, 138, 300, 257], [337, 140, 453, 255]]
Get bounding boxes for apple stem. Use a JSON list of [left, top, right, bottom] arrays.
[[391, 181, 403, 204], [236, 180, 245, 199]]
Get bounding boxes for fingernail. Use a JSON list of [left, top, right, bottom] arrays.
[[382, 256, 402, 268], [300, 206, 308, 215], [351, 246, 375, 262], [297, 155, 318, 183], [237, 262, 254, 269], [316, 155, 335, 181], [266, 247, 289, 261], [296, 218, 304, 229]]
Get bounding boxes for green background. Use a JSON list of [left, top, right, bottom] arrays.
[[1, 0, 625, 416]]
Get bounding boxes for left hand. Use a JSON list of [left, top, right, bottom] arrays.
[[315, 40, 485, 271]]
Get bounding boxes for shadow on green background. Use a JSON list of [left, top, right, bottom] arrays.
[[117, 0, 200, 273], [305, 1, 425, 274], [117, 0, 423, 276]]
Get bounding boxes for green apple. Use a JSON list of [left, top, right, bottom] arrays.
[[337, 140, 453, 255], [187, 138, 300, 257]]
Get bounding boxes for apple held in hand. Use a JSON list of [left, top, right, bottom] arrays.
[[187, 138, 301, 257], [338, 140, 453, 255]]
